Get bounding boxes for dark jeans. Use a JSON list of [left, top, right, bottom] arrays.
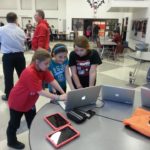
[[2, 52, 26, 98], [7, 107, 36, 144]]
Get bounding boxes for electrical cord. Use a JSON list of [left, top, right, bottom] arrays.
[[95, 114, 122, 123]]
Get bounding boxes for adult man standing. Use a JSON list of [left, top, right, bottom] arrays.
[[32, 9, 50, 51], [93, 24, 100, 42], [26, 20, 33, 34], [0, 12, 26, 101]]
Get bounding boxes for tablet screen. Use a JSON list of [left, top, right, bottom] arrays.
[[49, 126, 77, 145], [46, 114, 68, 128]]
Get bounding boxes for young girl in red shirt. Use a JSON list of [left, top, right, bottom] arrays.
[[7, 49, 66, 149]]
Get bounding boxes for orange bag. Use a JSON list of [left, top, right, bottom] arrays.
[[123, 108, 150, 137]]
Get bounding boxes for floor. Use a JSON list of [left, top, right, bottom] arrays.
[[0, 41, 150, 150]]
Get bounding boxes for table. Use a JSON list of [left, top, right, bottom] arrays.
[[128, 52, 150, 84], [53, 33, 68, 41], [57, 33, 68, 41], [30, 103, 150, 150], [92, 90, 142, 121], [100, 40, 117, 58]]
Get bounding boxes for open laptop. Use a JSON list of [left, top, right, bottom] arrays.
[[101, 85, 135, 105], [58, 86, 101, 111], [141, 87, 150, 107]]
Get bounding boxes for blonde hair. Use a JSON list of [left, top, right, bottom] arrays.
[[31, 49, 51, 63]]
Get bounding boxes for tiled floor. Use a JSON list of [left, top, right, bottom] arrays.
[[0, 41, 150, 150]]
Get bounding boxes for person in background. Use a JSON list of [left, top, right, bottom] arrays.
[[112, 30, 124, 56], [50, 25, 55, 41], [93, 24, 100, 42], [86, 25, 92, 40], [51, 25, 55, 34], [114, 23, 121, 34], [26, 20, 33, 35], [112, 30, 122, 44], [69, 36, 102, 89], [6, 49, 66, 149], [49, 25, 53, 42], [32, 9, 50, 51], [0, 12, 26, 101], [24, 29, 32, 50], [48, 44, 74, 94], [24, 29, 30, 39], [0, 21, 4, 27], [33, 22, 36, 30]]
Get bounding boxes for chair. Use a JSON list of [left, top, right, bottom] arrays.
[[108, 43, 124, 60]]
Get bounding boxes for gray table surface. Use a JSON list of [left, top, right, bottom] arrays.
[[92, 90, 142, 121], [129, 52, 150, 61], [30, 103, 150, 150], [101, 40, 117, 46]]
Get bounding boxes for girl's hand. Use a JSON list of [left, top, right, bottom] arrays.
[[77, 85, 83, 89], [51, 94, 67, 101], [51, 94, 58, 101], [52, 88, 57, 94], [59, 94, 67, 101]]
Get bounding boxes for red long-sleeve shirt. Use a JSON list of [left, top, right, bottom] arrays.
[[32, 20, 50, 50]]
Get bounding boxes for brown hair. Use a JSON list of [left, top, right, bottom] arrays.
[[6, 12, 17, 23], [51, 43, 68, 57], [36, 9, 45, 19], [74, 36, 90, 49], [31, 49, 51, 63]]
